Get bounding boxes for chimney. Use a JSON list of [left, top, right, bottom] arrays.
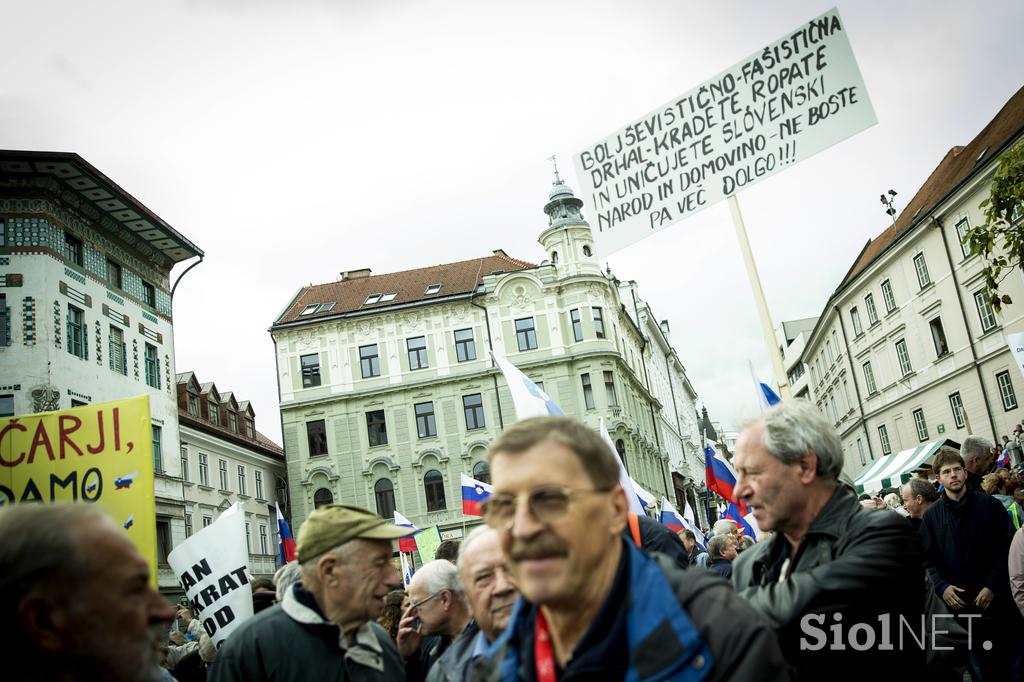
[[660, 320, 671, 341], [339, 268, 372, 281]]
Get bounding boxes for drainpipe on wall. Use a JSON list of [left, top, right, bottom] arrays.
[[469, 260, 504, 430]]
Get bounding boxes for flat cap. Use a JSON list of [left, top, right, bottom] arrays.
[[296, 505, 410, 562]]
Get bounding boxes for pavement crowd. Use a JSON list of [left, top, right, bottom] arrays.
[[3, 401, 1024, 681]]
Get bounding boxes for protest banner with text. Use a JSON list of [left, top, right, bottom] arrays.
[[574, 7, 876, 256], [0, 395, 158, 579]]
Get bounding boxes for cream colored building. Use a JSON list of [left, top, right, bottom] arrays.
[[775, 317, 817, 401]]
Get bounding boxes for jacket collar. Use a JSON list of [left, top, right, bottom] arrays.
[[802, 486, 856, 540], [280, 583, 384, 671]]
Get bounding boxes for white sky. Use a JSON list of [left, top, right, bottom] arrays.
[[3, 0, 1022, 445]]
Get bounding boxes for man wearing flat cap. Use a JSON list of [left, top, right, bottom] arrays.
[[209, 505, 408, 682]]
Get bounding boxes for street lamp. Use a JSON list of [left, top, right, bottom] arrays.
[[879, 189, 898, 227]]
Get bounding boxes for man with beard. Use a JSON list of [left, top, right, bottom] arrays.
[[1, 504, 176, 682], [474, 416, 787, 681]]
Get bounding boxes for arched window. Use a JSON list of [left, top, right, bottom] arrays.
[[582, 245, 592, 257], [615, 439, 628, 470], [374, 478, 396, 521], [551, 251, 558, 264], [472, 461, 490, 485], [424, 469, 447, 512], [313, 487, 334, 509]]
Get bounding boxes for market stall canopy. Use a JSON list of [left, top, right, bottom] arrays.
[[853, 439, 960, 494]]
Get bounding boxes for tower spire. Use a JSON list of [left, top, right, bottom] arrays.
[[547, 154, 562, 185]]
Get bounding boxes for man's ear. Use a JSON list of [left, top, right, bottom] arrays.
[[18, 594, 70, 653], [608, 484, 629, 535], [799, 451, 819, 484], [317, 553, 341, 587]]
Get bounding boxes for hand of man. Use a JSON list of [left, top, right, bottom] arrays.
[[942, 585, 967, 610], [395, 606, 422, 660], [974, 587, 995, 610]]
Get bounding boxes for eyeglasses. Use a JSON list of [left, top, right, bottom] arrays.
[[481, 485, 612, 529], [409, 591, 443, 611]]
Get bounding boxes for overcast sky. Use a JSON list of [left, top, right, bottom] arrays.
[[4, 0, 1022, 445]]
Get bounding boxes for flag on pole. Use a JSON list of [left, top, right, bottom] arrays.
[[400, 551, 414, 587], [721, 502, 757, 540], [681, 500, 708, 550], [750, 361, 781, 411], [276, 502, 296, 565], [661, 499, 707, 550], [491, 352, 564, 419], [394, 511, 421, 553], [600, 418, 647, 516], [704, 439, 747, 515], [996, 449, 1011, 469], [461, 473, 493, 516], [631, 477, 657, 512]]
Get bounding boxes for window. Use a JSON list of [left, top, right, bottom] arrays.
[[600, 371, 617, 407], [144, 343, 160, 388], [592, 307, 605, 339], [842, 381, 852, 411], [152, 425, 163, 473], [415, 402, 436, 438], [209, 401, 219, 424], [142, 281, 156, 308], [929, 318, 949, 357], [67, 305, 86, 359], [570, 309, 583, 342], [878, 424, 892, 456], [199, 453, 209, 486], [109, 325, 126, 375], [187, 392, 199, 416], [865, 293, 878, 325], [581, 373, 595, 410], [255, 470, 264, 499], [913, 409, 929, 442], [463, 393, 485, 430], [473, 460, 490, 485], [832, 330, 840, 358], [65, 234, 83, 265], [228, 411, 237, 432], [895, 339, 913, 376], [424, 283, 442, 295], [363, 293, 382, 305], [307, 420, 328, 456], [583, 244, 593, 257], [202, 515, 212, 528], [857, 438, 866, 467], [515, 318, 537, 351], [366, 410, 388, 446], [955, 217, 971, 258], [0, 294, 8, 347], [245, 523, 251, 552], [219, 459, 229, 490], [826, 340, 834, 365], [615, 439, 628, 468], [881, 279, 896, 313], [407, 336, 428, 370], [862, 361, 877, 394], [180, 446, 189, 482], [106, 259, 123, 289], [259, 525, 269, 554], [997, 370, 1018, 410], [913, 253, 931, 289], [237, 465, 247, 495], [379, 293, 396, 303], [360, 344, 380, 378], [300, 304, 319, 315], [850, 307, 863, 336], [974, 291, 997, 333], [314, 488, 334, 509], [301, 354, 321, 387], [949, 392, 966, 429], [454, 329, 476, 362], [374, 478, 396, 520], [245, 418, 254, 438], [424, 469, 447, 511], [185, 513, 193, 538], [156, 519, 171, 565]]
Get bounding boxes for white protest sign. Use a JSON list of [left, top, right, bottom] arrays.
[[574, 7, 876, 256], [1008, 333, 1024, 381], [168, 502, 253, 647]]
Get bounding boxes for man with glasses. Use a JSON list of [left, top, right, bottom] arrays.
[[398, 560, 472, 681], [474, 416, 787, 681], [922, 450, 1021, 680]]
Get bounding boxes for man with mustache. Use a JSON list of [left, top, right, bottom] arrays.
[[474, 416, 787, 681], [1, 503, 177, 682], [427, 526, 519, 682]]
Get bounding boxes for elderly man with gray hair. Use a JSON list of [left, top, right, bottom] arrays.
[[961, 434, 995, 493], [398, 559, 472, 681], [730, 399, 925, 679]]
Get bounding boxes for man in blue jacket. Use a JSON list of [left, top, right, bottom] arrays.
[[471, 416, 787, 681]]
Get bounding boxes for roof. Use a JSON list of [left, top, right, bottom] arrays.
[[839, 85, 1024, 290], [178, 409, 284, 460], [0, 150, 202, 266], [273, 250, 536, 327], [780, 317, 818, 345]]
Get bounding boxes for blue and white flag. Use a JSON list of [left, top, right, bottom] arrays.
[[681, 500, 707, 550], [600, 418, 647, 516], [492, 352, 564, 419], [750, 362, 781, 411], [631, 477, 657, 512], [400, 551, 414, 588]]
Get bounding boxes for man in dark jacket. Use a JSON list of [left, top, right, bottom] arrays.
[[470, 416, 788, 681], [921, 450, 1022, 680], [706, 535, 735, 579], [731, 400, 927, 679], [962, 435, 995, 493], [209, 505, 407, 682]]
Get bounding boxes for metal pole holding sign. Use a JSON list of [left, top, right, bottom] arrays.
[[728, 195, 791, 399]]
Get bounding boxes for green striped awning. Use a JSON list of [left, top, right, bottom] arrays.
[[853, 440, 949, 494]]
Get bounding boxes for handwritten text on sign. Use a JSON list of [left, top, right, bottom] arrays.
[[573, 8, 876, 256]]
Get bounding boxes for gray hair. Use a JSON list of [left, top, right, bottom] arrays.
[[707, 535, 731, 561], [712, 519, 737, 535], [960, 435, 993, 463], [274, 561, 303, 601], [905, 477, 939, 503], [415, 559, 464, 600], [751, 399, 844, 484], [458, 526, 493, 568]]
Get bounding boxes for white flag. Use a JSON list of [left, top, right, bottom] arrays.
[[600, 417, 646, 515], [491, 352, 565, 420]]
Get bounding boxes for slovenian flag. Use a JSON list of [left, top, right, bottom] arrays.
[[600, 418, 647, 516], [394, 510, 421, 553], [276, 502, 297, 565], [750, 362, 781, 411], [705, 439, 747, 515], [461, 473, 493, 517], [123, 513, 134, 530], [661, 499, 707, 550], [491, 352, 564, 419], [721, 501, 758, 540], [631, 477, 657, 512], [996, 449, 1011, 469]]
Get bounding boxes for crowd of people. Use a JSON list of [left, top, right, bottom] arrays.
[[4, 401, 1024, 681]]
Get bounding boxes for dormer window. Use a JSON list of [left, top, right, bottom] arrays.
[[380, 292, 397, 302], [316, 302, 336, 313], [424, 283, 442, 295], [300, 304, 319, 315], [364, 293, 383, 305]]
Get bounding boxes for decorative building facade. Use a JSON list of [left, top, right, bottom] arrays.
[[0, 150, 203, 592], [801, 86, 1024, 482], [271, 177, 706, 537]]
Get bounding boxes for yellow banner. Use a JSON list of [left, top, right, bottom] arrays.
[[0, 395, 157, 580]]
